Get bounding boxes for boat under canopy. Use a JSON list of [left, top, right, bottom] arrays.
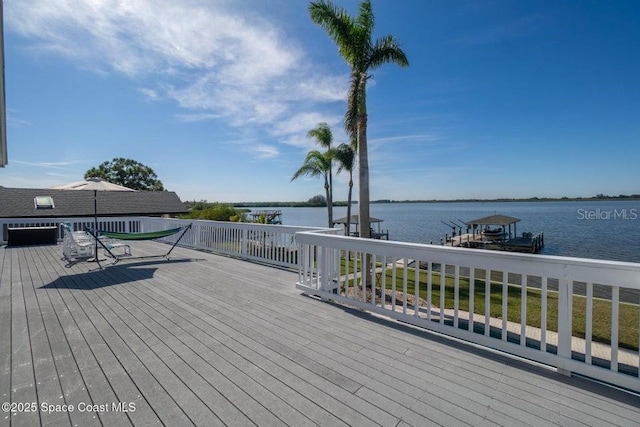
[[465, 214, 521, 241], [332, 215, 388, 239], [444, 214, 543, 253]]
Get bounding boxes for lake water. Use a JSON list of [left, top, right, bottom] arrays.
[[256, 200, 640, 263]]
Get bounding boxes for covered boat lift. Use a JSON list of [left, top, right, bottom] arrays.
[[465, 214, 521, 241], [332, 215, 389, 239], [443, 214, 543, 253]]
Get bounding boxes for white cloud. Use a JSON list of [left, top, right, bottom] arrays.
[[253, 144, 279, 159], [272, 112, 346, 151], [272, 112, 340, 138], [7, 109, 32, 127], [11, 159, 80, 169], [6, 0, 346, 156], [7, 117, 32, 127], [175, 112, 225, 123], [138, 88, 160, 101], [292, 75, 349, 102]]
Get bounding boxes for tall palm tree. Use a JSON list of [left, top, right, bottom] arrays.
[[291, 150, 334, 227], [307, 122, 334, 226], [310, 0, 408, 238], [332, 143, 355, 235]]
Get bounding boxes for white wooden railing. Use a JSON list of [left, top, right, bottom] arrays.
[[0, 217, 332, 269], [137, 217, 335, 269], [296, 231, 640, 393]]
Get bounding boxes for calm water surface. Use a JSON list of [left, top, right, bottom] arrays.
[[257, 201, 640, 263]]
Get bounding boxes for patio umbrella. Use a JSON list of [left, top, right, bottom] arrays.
[[50, 177, 137, 192], [51, 178, 137, 260]]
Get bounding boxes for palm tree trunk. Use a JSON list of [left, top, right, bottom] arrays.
[[346, 174, 353, 236], [357, 112, 370, 239], [324, 178, 332, 228], [328, 168, 333, 228], [357, 111, 374, 289]]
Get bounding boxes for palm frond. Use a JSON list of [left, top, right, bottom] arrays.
[[309, 1, 358, 63], [367, 35, 409, 70], [307, 122, 333, 148], [332, 143, 355, 174], [291, 150, 332, 182], [355, 0, 374, 35], [354, 0, 374, 63]]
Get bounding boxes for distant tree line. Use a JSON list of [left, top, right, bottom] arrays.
[[184, 193, 638, 213], [183, 199, 350, 212], [371, 194, 640, 203]]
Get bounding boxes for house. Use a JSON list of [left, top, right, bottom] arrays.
[[0, 186, 187, 244], [0, 187, 186, 219]]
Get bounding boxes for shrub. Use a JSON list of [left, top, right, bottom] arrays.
[[184, 204, 244, 222]]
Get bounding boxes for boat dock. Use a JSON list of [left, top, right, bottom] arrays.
[[250, 210, 282, 224], [446, 232, 544, 253], [332, 215, 389, 240], [442, 214, 544, 254]]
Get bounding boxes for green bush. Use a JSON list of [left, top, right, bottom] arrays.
[[183, 204, 245, 222]]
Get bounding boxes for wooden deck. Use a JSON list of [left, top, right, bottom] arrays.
[[1, 242, 639, 426]]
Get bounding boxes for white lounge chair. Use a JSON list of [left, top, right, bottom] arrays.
[[61, 222, 95, 263]]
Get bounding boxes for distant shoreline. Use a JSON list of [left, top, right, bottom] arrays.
[[229, 195, 640, 208]]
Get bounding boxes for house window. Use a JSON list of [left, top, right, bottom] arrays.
[[34, 196, 55, 209]]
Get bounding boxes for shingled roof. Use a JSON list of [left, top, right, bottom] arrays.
[[0, 187, 187, 218]]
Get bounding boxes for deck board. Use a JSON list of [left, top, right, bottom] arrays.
[[24, 246, 135, 427], [0, 242, 638, 426], [18, 248, 74, 427], [10, 247, 40, 427], [0, 249, 12, 427], [37, 245, 192, 426]]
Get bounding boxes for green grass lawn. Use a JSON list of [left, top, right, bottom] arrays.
[[339, 257, 639, 351]]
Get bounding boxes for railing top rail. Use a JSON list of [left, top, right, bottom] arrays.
[[296, 230, 640, 289]]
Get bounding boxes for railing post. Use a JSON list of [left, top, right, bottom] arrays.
[[241, 228, 248, 259], [332, 247, 340, 293], [319, 246, 331, 297], [557, 276, 573, 376], [191, 222, 198, 249]]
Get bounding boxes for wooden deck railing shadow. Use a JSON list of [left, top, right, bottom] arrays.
[[311, 294, 640, 406]]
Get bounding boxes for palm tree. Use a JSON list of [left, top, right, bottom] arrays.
[[309, 0, 408, 238], [332, 143, 355, 235], [307, 122, 335, 226], [291, 150, 334, 227]]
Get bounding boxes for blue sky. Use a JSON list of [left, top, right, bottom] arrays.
[[1, 0, 639, 202]]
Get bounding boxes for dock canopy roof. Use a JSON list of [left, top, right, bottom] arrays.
[[465, 214, 521, 226], [333, 215, 383, 225]]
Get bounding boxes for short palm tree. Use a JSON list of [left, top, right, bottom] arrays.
[[332, 143, 356, 235], [307, 122, 335, 226], [310, 0, 408, 238], [291, 150, 334, 228]]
